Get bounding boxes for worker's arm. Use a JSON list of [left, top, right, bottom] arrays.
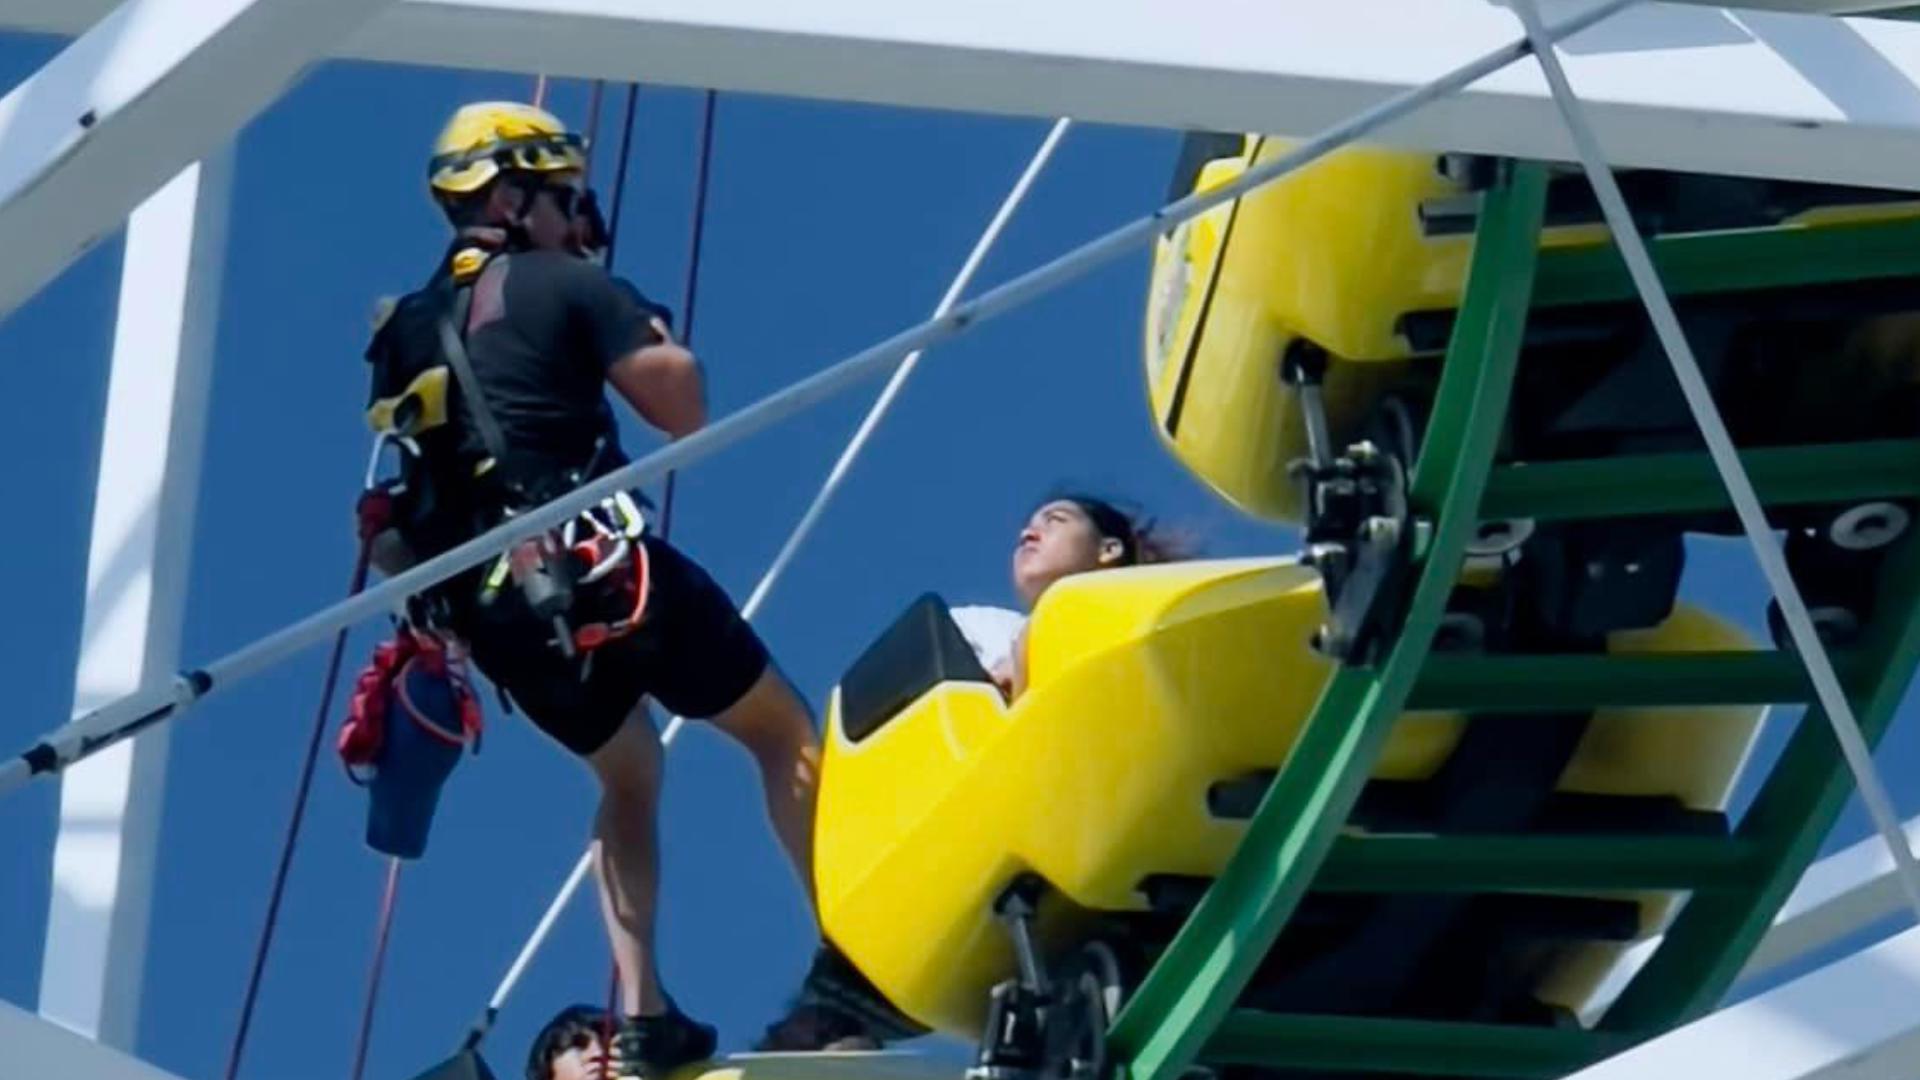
[[607, 316, 707, 439], [580, 268, 708, 439]]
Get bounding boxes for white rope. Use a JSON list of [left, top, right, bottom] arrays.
[[473, 117, 1072, 1036], [481, 847, 595, 1020], [661, 116, 1074, 745], [1513, 0, 1920, 924], [0, 0, 1631, 802]]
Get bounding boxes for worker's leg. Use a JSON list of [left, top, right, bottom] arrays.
[[586, 706, 668, 1017], [704, 664, 820, 903], [638, 535, 818, 901]]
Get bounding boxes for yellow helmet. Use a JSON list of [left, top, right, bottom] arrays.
[[428, 102, 587, 197]]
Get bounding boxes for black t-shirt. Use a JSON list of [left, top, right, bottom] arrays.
[[455, 249, 670, 487]]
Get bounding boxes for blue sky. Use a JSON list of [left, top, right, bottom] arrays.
[[1, 33, 1917, 1080]]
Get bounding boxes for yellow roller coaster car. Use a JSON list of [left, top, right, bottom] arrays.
[[1145, 134, 1920, 522], [813, 558, 1760, 1037]]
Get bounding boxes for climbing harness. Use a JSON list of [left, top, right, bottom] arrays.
[[473, 485, 652, 661]]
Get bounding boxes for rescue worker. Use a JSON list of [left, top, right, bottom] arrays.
[[365, 102, 826, 1077]]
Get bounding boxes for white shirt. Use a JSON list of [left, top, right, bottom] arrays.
[[948, 604, 1027, 675]]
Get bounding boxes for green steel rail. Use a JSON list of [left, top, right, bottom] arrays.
[[1107, 161, 1552, 1080], [1105, 167, 1920, 1080]]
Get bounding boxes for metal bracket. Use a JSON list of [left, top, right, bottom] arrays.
[[1284, 345, 1414, 661]]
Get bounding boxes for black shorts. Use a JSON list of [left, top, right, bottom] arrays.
[[453, 535, 770, 756]]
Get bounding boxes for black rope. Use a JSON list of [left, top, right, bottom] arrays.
[[679, 91, 718, 349], [602, 83, 643, 272], [658, 90, 720, 539]]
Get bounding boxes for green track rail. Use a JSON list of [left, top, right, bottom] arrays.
[[1105, 165, 1920, 1080]]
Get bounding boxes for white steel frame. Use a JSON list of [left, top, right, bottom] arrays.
[[3, 1, 1919, 1078], [38, 154, 230, 1053], [0, 997, 191, 1080], [6, 1, 1920, 190], [0, 0, 385, 321]]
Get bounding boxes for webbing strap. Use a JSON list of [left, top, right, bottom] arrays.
[[437, 264, 513, 477]]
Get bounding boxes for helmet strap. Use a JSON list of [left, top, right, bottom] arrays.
[[570, 188, 611, 265]]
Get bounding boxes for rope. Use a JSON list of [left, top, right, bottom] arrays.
[[222, 538, 373, 1080], [585, 82, 607, 159], [594, 75, 663, 1028], [3, 0, 1631, 800], [1513, 0, 1920, 926], [603, 85, 643, 270], [678, 91, 718, 350], [348, 857, 404, 1080], [657, 89, 720, 540], [663, 116, 1070, 745], [478, 115, 1071, 1029], [600, 959, 620, 1073]]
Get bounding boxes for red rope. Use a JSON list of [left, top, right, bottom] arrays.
[[224, 540, 372, 1080], [600, 960, 621, 1073], [349, 858, 405, 1080]]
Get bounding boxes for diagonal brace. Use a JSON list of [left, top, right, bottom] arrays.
[[1510, 0, 1920, 928], [0, 0, 387, 321]]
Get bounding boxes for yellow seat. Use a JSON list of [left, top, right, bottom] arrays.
[[1143, 135, 1920, 522], [813, 558, 1761, 1036]]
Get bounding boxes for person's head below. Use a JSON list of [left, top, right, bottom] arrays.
[[527, 1004, 614, 1080], [428, 102, 608, 258], [1010, 493, 1186, 609]]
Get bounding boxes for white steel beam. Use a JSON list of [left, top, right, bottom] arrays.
[[0, 0, 384, 321], [10, 1, 1920, 189], [1743, 816, 1920, 986], [38, 154, 228, 1050], [1570, 924, 1920, 1080], [0, 998, 190, 1080]]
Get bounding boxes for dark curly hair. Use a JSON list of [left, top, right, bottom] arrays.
[[526, 1003, 611, 1080]]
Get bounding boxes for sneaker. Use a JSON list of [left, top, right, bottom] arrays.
[[752, 943, 928, 1053], [612, 1002, 718, 1080], [752, 1002, 882, 1053]]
